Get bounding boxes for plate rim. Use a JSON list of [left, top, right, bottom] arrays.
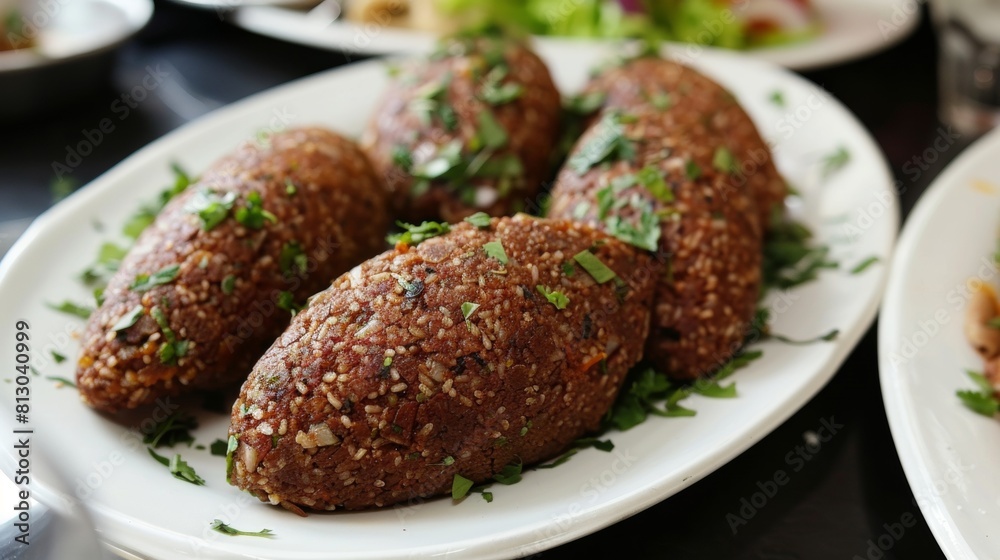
[[0, 0, 155, 73], [226, 0, 921, 71], [877, 127, 1000, 560]]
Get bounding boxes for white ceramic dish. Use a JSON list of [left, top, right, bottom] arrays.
[[228, 0, 920, 71], [0, 46, 896, 559], [880, 127, 1000, 560], [0, 0, 153, 72]]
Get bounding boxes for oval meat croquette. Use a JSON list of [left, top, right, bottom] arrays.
[[362, 34, 562, 223], [76, 127, 391, 412], [228, 215, 655, 511], [581, 56, 786, 229], [548, 105, 762, 380]]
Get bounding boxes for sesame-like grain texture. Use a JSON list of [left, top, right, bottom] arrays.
[[228, 215, 655, 511], [583, 56, 786, 229], [76, 128, 390, 412], [548, 106, 762, 380], [362, 35, 561, 223]]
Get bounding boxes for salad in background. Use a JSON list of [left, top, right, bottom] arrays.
[[346, 0, 821, 49]]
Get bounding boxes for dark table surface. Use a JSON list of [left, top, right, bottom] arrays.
[[0, 3, 967, 559]]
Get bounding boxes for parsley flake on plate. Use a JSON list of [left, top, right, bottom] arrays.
[[210, 519, 274, 538]]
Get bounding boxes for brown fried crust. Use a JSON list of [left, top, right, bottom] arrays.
[[549, 105, 762, 380], [228, 215, 655, 510], [584, 56, 786, 228], [362, 36, 561, 223], [76, 127, 390, 412]]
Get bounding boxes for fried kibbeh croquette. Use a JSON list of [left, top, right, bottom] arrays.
[[76, 128, 391, 412], [581, 56, 786, 228], [548, 104, 763, 380], [361, 33, 561, 223], [227, 215, 655, 511]]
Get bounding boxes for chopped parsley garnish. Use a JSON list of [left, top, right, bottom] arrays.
[[464, 212, 492, 228], [80, 242, 128, 286], [850, 256, 880, 275], [821, 146, 851, 180], [285, 179, 298, 196], [279, 241, 308, 276], [605, 351, 762, 431], [221, 275, 236, 295], [147, 448, 205, 485], [185, 190, 237, 231], [637, 166, 673, 203], [452, 473, 475, 499], [123, 163, 192, 239], [537, 285, 569, 309], [492, 461, 523, 485], [564, 91, 607, 115], [479, 65, 524, 105], [51, 351, 66, 364], [573, 250, 617, 284], [604, 201, 661, 251], [130, 264, 180, 293], [391, 145, 414, 169], [685, 160, 702, 180], [151, 307, 189, 365], [209, 439, 228, 456], [562, 262, 575, 276], [234, 192, 277, 229], [957, 370, 1000, 417], [410, 73, 457, 131], [568, 111, 637, 175], [46, 376, 76, 388], [461, 302, 480, 320], [767, 329, 840, 345], [110, 305, 144, 332], [143, 412, 198, 448], [277, 291, 303, 315], [650, 92, 672, 110], [762, 212, 838, 292], [483, 240, 508, 264], [210, 520, 274, 538], [769, 90, 786, 107], [387, 221, 451, 246], [538, 437, 614, 469], [712, 147, 738, 174], [476, 111, 508, 149], [48, 301, 93, 320], [51, 176, 76, 203], [225, 434, 239, 483]]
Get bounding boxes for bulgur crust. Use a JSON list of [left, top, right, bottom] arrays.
[[583, 56, 787, 228], [362, 35, 561, 223], [228, 215, 655, 511], [548, 105, 763, 380], [76, 127, 390, 412]]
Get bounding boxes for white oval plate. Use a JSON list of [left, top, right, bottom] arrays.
[[0, 47, 896, 559], [879, 127, 1000, 560], [228, 0, 920, 71]]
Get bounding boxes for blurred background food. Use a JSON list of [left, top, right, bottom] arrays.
[[346, 0, 820, 48]]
